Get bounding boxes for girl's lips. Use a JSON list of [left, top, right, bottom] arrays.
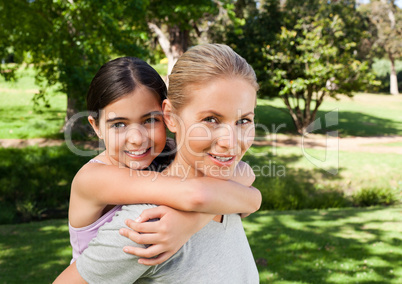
[[207, 153, 236, 167], [124, 147, 151, 159]]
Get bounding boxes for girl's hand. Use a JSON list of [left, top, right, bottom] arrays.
[[119, 205, 214, 266], [231, 161, 255, 187], [232, 161, 256, 218]]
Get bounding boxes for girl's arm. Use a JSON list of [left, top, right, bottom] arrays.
[[74, 162, 261, 215], [53, 262, 86, 284], [118, 161, 258, 265]]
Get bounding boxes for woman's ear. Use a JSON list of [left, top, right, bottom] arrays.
[[162, 99, 178, 133], [88, 116, 103, 139]]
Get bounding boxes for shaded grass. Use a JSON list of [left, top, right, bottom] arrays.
[[243, 205, 402, 283], [0, 206, 401, 283], [1, 143, 400, 224], [244, 146, 402, 210], [0, 219, 71, 283]]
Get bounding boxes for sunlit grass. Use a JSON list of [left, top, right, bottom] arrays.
[[242, 205, 402, 283], [0, 66, 66, 139], [1, 206, 400, 283]]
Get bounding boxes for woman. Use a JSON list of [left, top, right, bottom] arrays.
[[54, 43, 260, 283]]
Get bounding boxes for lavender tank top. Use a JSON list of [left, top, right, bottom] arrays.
[[69, 159, 122, 263]]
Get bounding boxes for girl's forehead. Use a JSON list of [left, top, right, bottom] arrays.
[[101, 89, 162, 119]]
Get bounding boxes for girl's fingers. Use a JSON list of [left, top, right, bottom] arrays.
[[119, 228, 162, 245], [138, 252, 171, 266], [122, 244, 165, 260], [135, 206, 166, 222], [125, 219, 161, 234], [239, 212, 251, 218]]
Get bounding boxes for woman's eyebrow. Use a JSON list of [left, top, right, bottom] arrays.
[[242, 112, 255, 117], [142, 111, 163, 118], [198, 110, 224, 117]]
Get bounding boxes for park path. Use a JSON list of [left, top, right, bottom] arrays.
[[253, 134, 402, 154], [1, 135, 402, 154]]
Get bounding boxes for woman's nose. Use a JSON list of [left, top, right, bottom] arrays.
[[215, 124, 238, 150]]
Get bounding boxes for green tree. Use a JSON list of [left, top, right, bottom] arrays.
[[216, 0, 283, 96], [1, 0, 149, 134], [359, 0, 402, 95], [262, 0, 375, 134]]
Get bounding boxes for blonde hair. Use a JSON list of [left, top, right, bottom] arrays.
[[167, 43, 259, 110]]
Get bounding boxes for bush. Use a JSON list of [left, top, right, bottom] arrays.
[[0, 144, 89, 224], [257, 176, 351, 211], [352, 186, 401, 207]]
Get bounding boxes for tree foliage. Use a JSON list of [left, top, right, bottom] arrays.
[[359, 0, 402, 95], [219, 0, 283, 96], [224, 0, 375, 134], [1, 0, 151, 133]]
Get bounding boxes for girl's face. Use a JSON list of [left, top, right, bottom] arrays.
[[165, 77, 256, 179], [92, 87, 166, 169]]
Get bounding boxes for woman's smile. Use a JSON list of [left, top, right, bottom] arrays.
[[165, 77, 256, 180]]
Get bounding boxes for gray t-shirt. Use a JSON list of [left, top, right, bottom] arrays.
[[76, 204, 259, 284]]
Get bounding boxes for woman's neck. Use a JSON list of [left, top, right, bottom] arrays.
[[162, 155, 199, 180]]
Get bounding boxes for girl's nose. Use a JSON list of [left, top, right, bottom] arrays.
[[126, 126, 148, 146]]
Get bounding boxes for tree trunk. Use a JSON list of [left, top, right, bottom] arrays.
[[168, 26, 189, 73], [389, 52, 399, 95], [61, 96, 90, 136], [148, 23, 189, 75]]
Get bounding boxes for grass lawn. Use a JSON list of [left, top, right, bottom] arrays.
[[0, 66, 66, 139], [0, 206, 400, 283], [244, 205, 402, 283], [255, 94, 402, 137], [245, 146, 402, 194]]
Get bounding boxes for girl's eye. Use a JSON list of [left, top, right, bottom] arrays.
[[111, 122, 126, 128], [237, 118, 252, 125], [203, 116, 218, 124]]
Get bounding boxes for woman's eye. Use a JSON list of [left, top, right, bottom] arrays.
[[144, 117, 160, 124], [111, 122, 126, 128], [237, 118, 252, 125], [203, 116, 218, 124]]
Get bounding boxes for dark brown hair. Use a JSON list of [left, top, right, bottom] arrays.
[[87, 57, 167, 124]]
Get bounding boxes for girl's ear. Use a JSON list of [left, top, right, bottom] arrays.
[[88, 116, 103, 139], [162, 99, 178, 133]]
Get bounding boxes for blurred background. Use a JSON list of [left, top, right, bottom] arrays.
[[0, 0, 401, 283]]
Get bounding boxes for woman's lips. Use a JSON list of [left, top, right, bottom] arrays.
[[208, 153, 236, 166]]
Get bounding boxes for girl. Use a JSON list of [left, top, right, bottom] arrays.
[[55, 44, 260, 283], [66, 57, 260, 266]]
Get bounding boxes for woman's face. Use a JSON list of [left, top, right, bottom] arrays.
[[94, 87, 166, 169], [167, 77, 256, 180]]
